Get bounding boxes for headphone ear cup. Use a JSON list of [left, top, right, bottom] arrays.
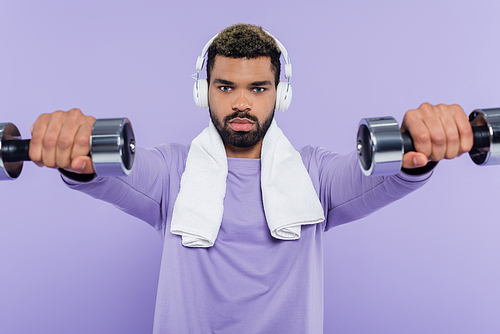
[[193, 79, 209, 108], [275, 82, 292, 111]]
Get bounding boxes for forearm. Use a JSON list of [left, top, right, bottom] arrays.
[[325, 151, 433, 228], [61, 147, 168, 230]]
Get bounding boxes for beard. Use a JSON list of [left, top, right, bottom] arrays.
[[209, 108, 275, 149]]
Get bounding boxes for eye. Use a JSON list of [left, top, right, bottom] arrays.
[[219, 86, 232, 92], [253, 87, 265, 93]]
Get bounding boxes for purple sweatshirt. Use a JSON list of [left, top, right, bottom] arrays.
[[64, 144, 432, 334]]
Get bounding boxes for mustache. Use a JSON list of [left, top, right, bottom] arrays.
[[223, 111, 259, 124]]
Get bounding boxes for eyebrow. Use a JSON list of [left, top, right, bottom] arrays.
[[212, 79, 273, 86], [250, 80, 272, 86], [213, 79, 234, 85]]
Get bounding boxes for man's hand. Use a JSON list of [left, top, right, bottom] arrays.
[[401, 103, 473, 169], [29, 108, 96, 174]]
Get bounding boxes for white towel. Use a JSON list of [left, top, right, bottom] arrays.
[[170, 119, 325, 247]]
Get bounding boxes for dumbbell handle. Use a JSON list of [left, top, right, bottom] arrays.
[[0, 137, 122, 163], [401, 125, 491, 153], [2, 139, 31, 162]]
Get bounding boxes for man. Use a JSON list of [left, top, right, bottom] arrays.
[[29, 24, 472, 333]]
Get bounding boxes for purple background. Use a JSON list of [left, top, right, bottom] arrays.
[[1, 1, 499, 333]]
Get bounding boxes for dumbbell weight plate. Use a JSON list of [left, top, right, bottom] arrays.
[[90, 118, 135, 176], [357, 117, 404, 176], [469, 108, 500, 166], [0, 123, 23, 180]]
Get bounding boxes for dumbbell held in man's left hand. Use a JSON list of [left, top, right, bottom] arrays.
[[0, 118, 135, 180], [356, 108, 500, 176]]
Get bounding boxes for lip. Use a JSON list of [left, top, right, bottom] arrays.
[[228, 118, 255, 132], [229, 118, 254, 124]]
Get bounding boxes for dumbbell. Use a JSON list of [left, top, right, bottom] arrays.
[[356, 108, 500, 176], [0, 118, 135, 180]]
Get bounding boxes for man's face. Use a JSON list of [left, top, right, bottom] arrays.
[[208, 55, 276, 150]]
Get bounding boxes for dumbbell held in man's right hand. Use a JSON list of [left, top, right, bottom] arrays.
[[0, 118, 135, 180], [356, 108, 500, 176]]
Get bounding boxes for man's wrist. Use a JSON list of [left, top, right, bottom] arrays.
[[401, 161, 438, 176], [58, 168, 96, 182]]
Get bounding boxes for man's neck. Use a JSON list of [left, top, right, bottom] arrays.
[[224, 140, 263, 159]]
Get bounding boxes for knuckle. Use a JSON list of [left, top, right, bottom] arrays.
[[402, 109, 419, 126], [36, 113, 51, 125], [38, 112, 51, 120], [445, 145, 459, 159], [68, 108, 83, 119], [57, 136, 73, 151], [415, 131, 430, 143], [432, 134, 446, 146], [85, 115, 96, 124], [29, 149, 41, 162], [75, 136, 90, 149], [43, 136, 58, 150], [43, 157, 56, 168], [51, 110, 66, 122], [461, 125, 473, 137], [450, 103, 463, 113], [56, 157, 71, 169], [53, 110, 65, 116], [30, 136, 43, 146], [460, 144, 471, 154], [447, 132, 459, 143], [68, 108, 82, 114], [419, 102, 433, 111], [405, 109, 416, 118], [436, 103, 448, 114]]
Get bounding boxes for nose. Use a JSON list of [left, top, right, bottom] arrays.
[[232, 89, 251, 111]]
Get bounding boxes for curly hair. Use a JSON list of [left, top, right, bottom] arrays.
[[206, 24, 281, 87]]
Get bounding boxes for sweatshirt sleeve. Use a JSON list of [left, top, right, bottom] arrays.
[[300, 146, 433, 231], [61, 144, 187, 231]]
